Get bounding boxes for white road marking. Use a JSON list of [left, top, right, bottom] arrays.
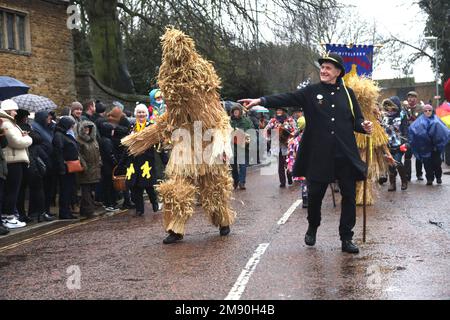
[[277, 199, 302, 225], [226, 198, 301, 300], [225, 243, 270, 300]]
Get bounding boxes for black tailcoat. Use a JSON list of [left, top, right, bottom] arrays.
[[262, 80, 368, 183]]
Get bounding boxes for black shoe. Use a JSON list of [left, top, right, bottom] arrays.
[[401, 181, 408, 190], [152, 202, 159, 212], [233, 181, 239, 190], [120, 203, 136, 210], [163, 231, 183, 244], [0, 225, 9, 235], [38, 213, 56, 222], [436, 178, 442, 184], [136, 210, 144, 216], [219, 226, 230, 236], [342, 240, 359, 254], [19, 215, 33, 223], [378, 176, 387, 185], [94, 201, 104, 207], [417, 175, 424, 181], [60, 214, 78, 220], [304, 226, 317, 246], [238, 183, 246, 190], [426, 180, 433, 186], [279, 184, 286, 188], [302, 198, 308, 208]]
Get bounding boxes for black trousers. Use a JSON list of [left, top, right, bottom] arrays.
[[307, 157, 356, 241], [3, 163, 26, 216], [405, 149, 423, 178], [17, 171, 45, 218], [101, 173, 116, 208], [59, 173, 76, 217], [130, 185, 158, 214], [43, 171, 57, 213], [423, 151, 442, 182]]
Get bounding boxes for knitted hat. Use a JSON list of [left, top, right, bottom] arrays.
[[95, 101, 106, 114], [444, 78, 450, 102], [1, 99, 19, 111], [70, 101, 83, 112]]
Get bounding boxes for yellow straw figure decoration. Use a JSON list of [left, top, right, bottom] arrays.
[[121, 27, 235, 244], [345, 75, 394, 205]]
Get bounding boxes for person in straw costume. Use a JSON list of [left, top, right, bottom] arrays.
[[344, 75, 395, 205], [122, 27, 235, 244]]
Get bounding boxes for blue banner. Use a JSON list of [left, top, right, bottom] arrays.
[[325, 44, 374, 78]]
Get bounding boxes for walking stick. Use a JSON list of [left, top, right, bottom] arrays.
[[363, 136, 371, 243], [329, 183, 336, 208]]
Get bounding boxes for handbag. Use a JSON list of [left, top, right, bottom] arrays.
[[65, 159, 84, 173]]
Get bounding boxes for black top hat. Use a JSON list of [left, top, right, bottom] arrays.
[[318, 53, 346, 77]]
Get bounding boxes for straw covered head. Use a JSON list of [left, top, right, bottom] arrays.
[[158, 27, 222, 112]]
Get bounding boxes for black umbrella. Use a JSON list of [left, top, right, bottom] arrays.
[[0, 76, 30, 100]]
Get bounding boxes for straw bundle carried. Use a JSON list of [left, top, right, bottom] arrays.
[[346, 75, 391, 205]]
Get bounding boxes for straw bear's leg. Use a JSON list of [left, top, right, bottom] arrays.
[[198, 167, 235, 229], [157, 175, 197, 236]]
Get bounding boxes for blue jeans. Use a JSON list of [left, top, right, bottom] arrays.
[[232, 164, 247, 184]]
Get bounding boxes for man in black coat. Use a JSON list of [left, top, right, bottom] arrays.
[[240, 53, 373, 254]]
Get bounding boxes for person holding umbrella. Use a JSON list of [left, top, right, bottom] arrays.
[[239, 53, 373, 254]]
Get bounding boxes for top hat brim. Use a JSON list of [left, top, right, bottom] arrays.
[[318, 57, 346, 77]]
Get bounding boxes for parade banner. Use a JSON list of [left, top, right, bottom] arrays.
[[325, 44, 374, 78]]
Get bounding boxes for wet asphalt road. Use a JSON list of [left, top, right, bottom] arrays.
[[0, 160, 449, 300]]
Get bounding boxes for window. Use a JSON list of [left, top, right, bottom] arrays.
[[0, 8, 29, 53]]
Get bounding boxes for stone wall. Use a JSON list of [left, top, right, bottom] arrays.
[[0, 0, 76, 108], [377, 78, 439, 105]]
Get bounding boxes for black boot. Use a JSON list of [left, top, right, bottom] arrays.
[[397, 165, 408, 190], [163, 230, 183, 244], [152, 202, 159, 212], [0, 224, 9, 235], [404, 159, 411, 182], [304, 226, 317, 246], [302, 197, 308, 208], [378, 176, 387, 185], [219, 225, 230, 236], [388, 173, 396, 191], [342, 240, 359, 254]]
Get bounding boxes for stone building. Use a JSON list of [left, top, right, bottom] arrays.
[[377, 77, 438, 105], [0, 0, 76, 108]]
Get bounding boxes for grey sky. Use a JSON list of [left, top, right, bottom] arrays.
[[341, 0, 434, 82]]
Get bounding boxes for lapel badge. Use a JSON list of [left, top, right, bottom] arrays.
[[317, 94, 324, 105]]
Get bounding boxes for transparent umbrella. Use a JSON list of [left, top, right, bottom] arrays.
[[12, 94, 57, 112]]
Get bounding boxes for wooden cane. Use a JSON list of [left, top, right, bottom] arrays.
[[363, 136, 371, 243]]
